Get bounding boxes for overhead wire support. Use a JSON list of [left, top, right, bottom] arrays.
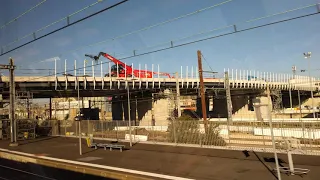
[[28, 0, 234, 59], [2, 0, 105, 48], [197, 50, 208, 133], [0, 0, 47, 30], [41, 2, 319, 67], [0, 0, 129, 56], [5, 3, 320, 84]]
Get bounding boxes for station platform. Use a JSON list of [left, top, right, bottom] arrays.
[[0, 137, 319, 180]]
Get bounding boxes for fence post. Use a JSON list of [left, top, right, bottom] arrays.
[[33, 120, 36, 139], [75, 120, 78, 137], [198, 120, 202, 147], [116, 121, 118, 142], [64, 120, 67, 137], [173, 119, 177, 145], [87, 120, 89, 136], [101, 120, 103, 139]]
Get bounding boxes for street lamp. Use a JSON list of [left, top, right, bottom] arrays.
[[288, 65, 296, 118], [76, 74, 82, 155], [303, 52, 316, 119], [120, 75, 137, 147]]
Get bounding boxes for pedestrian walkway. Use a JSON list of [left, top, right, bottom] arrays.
[[0, 137, 319, 180]]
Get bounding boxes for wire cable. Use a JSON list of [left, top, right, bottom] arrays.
[[33, 1, 317, 63], [1, 0, 128, 56], [200, 53, 214, 73], [0, 3, 319, 87], [62, 0, 234, 54], [116, 3, 319, 59], [0, 164, 57, 180], [23, 0, 233, 61], [2, 0, 105, 48], [0, 0, 47, 30]]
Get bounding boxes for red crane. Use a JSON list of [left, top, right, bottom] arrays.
[[85, 52, 172, 78]]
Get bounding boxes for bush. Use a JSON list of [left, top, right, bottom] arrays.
[[167, 115, 226, 146]]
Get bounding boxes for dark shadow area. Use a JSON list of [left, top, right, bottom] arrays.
[[281, 90, 310, 108], [16, 136, 59, 146], [0, 158, 116, 180], [82, 148, 98, 155], [252, 151, 280, 180], [263, 157, 287, 165], [131, 145, 263, 163], [242, 150, 250, 157], [182, 109, 199, 119]]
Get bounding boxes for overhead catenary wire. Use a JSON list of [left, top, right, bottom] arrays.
[[200, 52, 214, 73], [0, 0, 129, 56], [1, 0, 105, 48], [56, 0, 234, 55], [32, 2, 317, 63], [1, 3, 320, 85], [1, 0, 233, 58], [0, 0, 47, 30], [115, 2, 319, 58]]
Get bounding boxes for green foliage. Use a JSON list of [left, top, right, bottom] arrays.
[[167, 119, 226, 146]]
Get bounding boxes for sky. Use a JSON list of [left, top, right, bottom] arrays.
[[0, 0, 320, 78]]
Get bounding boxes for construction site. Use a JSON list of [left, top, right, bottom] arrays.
[[1, 1, 320, 179]]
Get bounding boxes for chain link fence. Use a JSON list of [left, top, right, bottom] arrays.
[[29, 118, 319, 156]]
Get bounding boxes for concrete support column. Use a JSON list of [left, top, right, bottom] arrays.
[[253, 91, 273, 120], [112, 95, 123, 120]]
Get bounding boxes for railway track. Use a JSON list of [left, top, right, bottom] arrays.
[[0, 157, 111, 180]]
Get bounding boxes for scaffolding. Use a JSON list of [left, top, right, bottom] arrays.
[[15, 91, 33, 119], [271, 90, 283, 112]]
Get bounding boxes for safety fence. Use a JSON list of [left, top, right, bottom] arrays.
[[28, 119, 320, 156], [0, 119, 37, 140]]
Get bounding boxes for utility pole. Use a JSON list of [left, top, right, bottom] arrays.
[[127, 84, 132, 147], [0, 58, 19, 146], [77, 74, 82, 155], [175, 72, 181, 118], [197, 50, 208, 132], [224, 71, 233, 125], [9, 58, 18, 146]]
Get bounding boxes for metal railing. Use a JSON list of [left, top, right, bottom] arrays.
[[38, 119, 320, 156]]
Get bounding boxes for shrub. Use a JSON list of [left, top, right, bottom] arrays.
[[168, 114, 226, 146]]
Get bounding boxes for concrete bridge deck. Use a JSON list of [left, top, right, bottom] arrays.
[[0, 75, 318, 91]]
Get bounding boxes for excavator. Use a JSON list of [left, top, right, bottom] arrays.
[[85, 52, 172, 78]]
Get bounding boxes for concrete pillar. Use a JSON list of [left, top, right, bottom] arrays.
[[253, 92, 272, 120], [112, 95, 123, 120]]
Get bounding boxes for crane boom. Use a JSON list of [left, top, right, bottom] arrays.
[[85, 51, 172, 78]]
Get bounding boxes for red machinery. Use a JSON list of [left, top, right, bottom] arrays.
[[85, 52, 172, 78]]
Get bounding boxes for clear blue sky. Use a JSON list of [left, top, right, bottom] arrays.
[[0, 0, 320, 77]]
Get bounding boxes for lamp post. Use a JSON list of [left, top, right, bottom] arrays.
[[303, 52, 316, 119], [123, 76, 136, 147], [77, 75, 82, 155], [127, 83, 132, 147], [289, 65, 296, 118]]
